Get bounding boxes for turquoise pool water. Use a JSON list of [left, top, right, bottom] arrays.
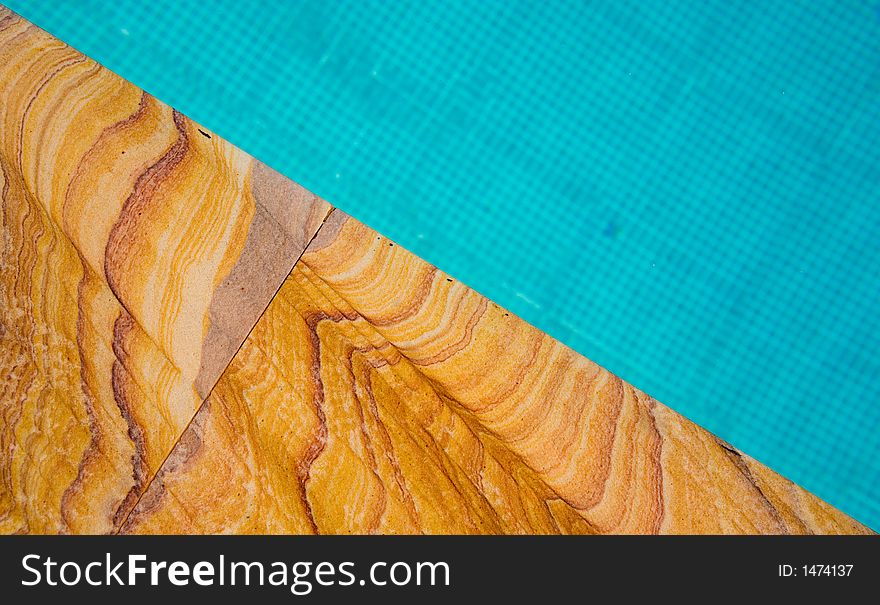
[[7, 0, 879, 529]]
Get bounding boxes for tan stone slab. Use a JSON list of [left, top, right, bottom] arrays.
[[123, 211, 871, 534], [0, 9, 329, 533]]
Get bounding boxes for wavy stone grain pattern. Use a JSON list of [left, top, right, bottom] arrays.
[[0, 10, 329, 533], [0, 8, 869, 535], [122, 212, 870, 534]]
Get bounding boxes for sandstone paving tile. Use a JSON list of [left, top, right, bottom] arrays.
[[0, 9, 329, 533], [122, 211, 871, 535]]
